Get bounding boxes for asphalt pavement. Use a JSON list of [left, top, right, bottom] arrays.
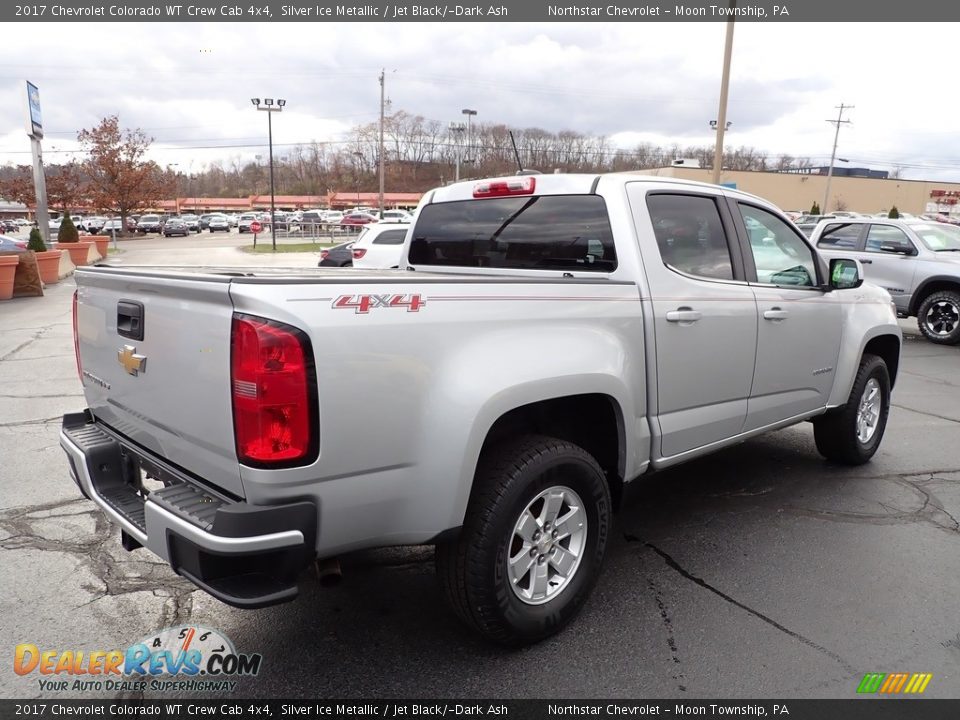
[[2, 234, 959, 700]]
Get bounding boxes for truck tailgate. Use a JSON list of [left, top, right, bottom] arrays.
[[75, 269, 244, 498]]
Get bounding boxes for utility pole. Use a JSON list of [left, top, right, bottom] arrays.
[[711, 0, 736, 185], [822, 103, 853, 214], [378, 69, 385, 219], [449, 122, 465, 181]]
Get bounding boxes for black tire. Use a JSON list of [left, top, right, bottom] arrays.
[[813, 354, 891, 465], [437, 434, 610, 645], [916, 290, 960, 345]]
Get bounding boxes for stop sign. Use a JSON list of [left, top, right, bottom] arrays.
[[250, 220, 262, 233]]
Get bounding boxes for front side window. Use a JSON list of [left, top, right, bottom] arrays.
[[410, 195, 616, 272], [817, 223, 862, 249], [739, 204, 818, 287], [865, 225, 914, 253], [646, 194, 734, 280]]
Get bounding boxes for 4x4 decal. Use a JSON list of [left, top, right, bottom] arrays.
[[332, 294, 426, 314]]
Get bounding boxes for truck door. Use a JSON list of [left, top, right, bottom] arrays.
[[733, 202, 843, 430], [633, 190, 759, 459]]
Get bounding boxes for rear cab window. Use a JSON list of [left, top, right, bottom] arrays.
[[817, 223, 863, 249], [409, 195, 617, 272]]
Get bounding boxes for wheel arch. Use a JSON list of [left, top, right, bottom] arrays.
[[864, 334, 901, 388], [908, 276, 960, 316], [479, 393, 627, 511]]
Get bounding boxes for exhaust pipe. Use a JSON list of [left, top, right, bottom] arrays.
[[315, 557, 342, 587]]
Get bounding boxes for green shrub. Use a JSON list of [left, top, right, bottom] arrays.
[[887, 206, 900, 219], [810, 201, 821, 215], [57, 215, 80, 243], [27, 228, 47, 252]]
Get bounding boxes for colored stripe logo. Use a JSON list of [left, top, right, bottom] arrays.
[[857, 673, 932, 694]]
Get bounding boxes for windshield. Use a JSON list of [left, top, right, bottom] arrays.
[[910, 223, 960, 251]]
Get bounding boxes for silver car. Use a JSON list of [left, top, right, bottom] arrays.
[[814, 218, 960, 344]]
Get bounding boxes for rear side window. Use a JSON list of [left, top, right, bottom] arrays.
[[646, 194, 734, 280], [409, 195, 616, 272], [373, 229, 407, 245]]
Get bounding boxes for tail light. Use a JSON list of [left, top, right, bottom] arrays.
[[352, 248, 367, 259], [320, 250, 329, 260], [231, 314, 318, 468], [473, 176, 536, 198], [72, 290, 83, 382]]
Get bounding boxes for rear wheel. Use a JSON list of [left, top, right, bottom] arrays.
[[437, 435, 610, 645], [813, 354, 890, 465], [917, 290, 960, 345]]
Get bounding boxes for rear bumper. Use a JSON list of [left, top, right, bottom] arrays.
[[59, 411, 317, 609]]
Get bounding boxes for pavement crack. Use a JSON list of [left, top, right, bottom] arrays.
[[0, 416, 62, 429], [646, 542, 856, 674], [0, 324, 55, 362], [646, 578, 687, 693], [892, 403, 960, 425]]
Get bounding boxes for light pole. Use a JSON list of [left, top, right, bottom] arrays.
[[461, 108, 477, 167], [711, 1, 736, 185], [822, 104, 853, 215], [251, 97, 285, 251], [353, 151, 363, 208], [449, 122, 465, 181]]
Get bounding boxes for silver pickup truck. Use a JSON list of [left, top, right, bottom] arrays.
[[61, 174, 902, 645]]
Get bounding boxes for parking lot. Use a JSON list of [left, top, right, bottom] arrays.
[[2, 236, 959, 699]]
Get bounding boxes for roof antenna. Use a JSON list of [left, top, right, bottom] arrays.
[[509, 131, 541, 176], [509, 131, 524, 174]]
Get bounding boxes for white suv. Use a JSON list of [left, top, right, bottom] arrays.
[[351, 223, 410, 268]]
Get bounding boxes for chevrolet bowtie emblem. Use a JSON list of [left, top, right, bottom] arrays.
[[118, 345, 147, 376]]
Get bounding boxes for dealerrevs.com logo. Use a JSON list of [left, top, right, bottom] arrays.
[[15, 626, 262, 693], [856, 672, 933, 695]]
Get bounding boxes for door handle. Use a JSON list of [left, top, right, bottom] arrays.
[[860, 259, 873, 264], [763, 307, 789, 321], [665, 307, 702, 323]]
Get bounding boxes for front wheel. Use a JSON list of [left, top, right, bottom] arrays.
[[917, 290, 960, 345], [813, 353, 891, 465], [437, 435, 610, 645]]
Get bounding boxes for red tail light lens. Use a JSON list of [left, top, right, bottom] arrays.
[[352, 248, 367, 259], [231, 314, 318, 467], [473, 176, 536, 198], [72, 290, 83, 382], [320, 250, 329, 260]]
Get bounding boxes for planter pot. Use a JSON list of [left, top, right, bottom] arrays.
[[62, 242, 92, 267], [0, 255, 19, 300], [90, 237, 110, 257], [34, 250, 64, 285]]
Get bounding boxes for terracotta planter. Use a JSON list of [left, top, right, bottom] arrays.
[[34, 250, 64, 285], [0, 255, 19, 300], [90, 237, 110, 257], [62, 242, 91, 267]]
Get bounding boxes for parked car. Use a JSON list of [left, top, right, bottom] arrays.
[[237, 213, 259, 234], [136, 215, 162, 233], [84, 217, 106, 234], [101, 219, 124, 235], [225, 214, 239, 228], [339, 212, 378, 231], [207, 215, 230, 233], [350, 222, 410, 268], [813, 217, 960, 344], [321, 210, 344, 225], [181, 215, 201, 233], [62, 173, 901, 645], [317, 241, 354, 267], [0, 235, 27, 252], [162, 218, 190, 237], [381, 209, 412, 223], [199, 214, 216, 230], [1, 220, 20, 233]]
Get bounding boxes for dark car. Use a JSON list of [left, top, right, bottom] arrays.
[[136, 214, 163, 233], [0, 235, 28, 252], [318, 241, 354, 267], [1, 220, 20, 233], [162, 218, 190, 237], [198, 214, 216, 230]]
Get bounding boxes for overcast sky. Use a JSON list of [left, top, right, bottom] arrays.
[[1, 22, 957, 182]]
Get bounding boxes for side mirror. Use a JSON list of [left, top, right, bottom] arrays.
[[828, 258, 863, 290], [879, 244, 916, 256]]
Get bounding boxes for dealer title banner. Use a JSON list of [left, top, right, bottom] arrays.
[[5, 0, 955, 22]]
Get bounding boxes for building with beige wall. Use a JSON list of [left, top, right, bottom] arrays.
[[642, 166, 960, 217]]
